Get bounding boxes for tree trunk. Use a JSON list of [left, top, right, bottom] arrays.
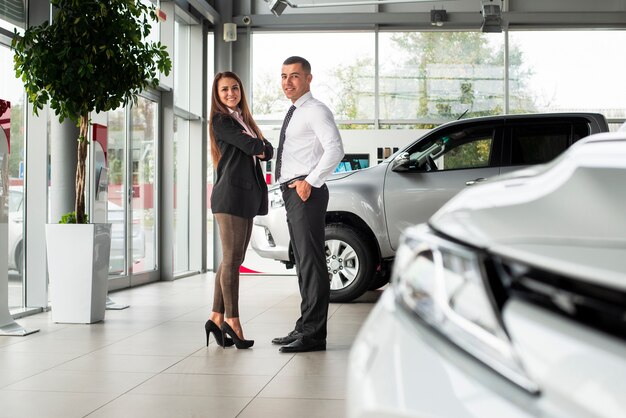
[[75, 114, 89, 224]]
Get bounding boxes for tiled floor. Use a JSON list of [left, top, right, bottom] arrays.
[[0, 273, 382, 418]]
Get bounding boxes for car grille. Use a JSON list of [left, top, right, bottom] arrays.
[[493, 257, 626, 341]]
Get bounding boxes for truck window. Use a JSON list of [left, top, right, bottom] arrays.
[[408, 125, 496, 172], [510, 122, 589, 165], [434, 137, 492, 170]]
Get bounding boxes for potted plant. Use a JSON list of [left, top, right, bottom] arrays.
[[11, 0, 171, 323]]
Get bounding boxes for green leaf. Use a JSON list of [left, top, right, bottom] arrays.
[[59, 211, 89, 224]]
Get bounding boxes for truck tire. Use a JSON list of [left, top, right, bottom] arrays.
[[326, 224, 376, 303]]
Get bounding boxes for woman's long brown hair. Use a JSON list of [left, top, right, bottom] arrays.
[[209, 72, 264, 166]]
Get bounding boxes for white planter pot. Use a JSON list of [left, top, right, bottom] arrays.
[[46, 223, 112, 323]]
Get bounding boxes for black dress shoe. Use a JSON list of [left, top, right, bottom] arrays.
[[279, 337, 326, 353], [271, 330, 301, 346]]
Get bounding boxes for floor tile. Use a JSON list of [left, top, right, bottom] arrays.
[[55, 353, 184, 373], [165, 352, 291, 376], [0, 369, 44, 389], [0, 350, 80, 371], [86, 394, 250, 418], [259, 374, 347, 400], [5, 370, 154, 394], [277, 351, 349, 377], [95, 337, 203, 357], [131, 373, 271, 397], [238, 397, 345, 418], [0, 390, 116, 418]]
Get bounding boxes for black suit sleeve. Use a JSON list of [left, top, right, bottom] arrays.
[[212, 114, 266, 156], [258, 139, 274, 161]]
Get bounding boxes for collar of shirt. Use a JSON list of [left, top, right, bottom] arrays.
[[228, 107, 256, 138], [292, 91, 313, 109]]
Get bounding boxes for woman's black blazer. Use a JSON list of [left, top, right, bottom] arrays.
[[210, 113, 274, 218]]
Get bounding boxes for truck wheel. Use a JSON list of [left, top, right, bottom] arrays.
[[326, 224, 375, 303]]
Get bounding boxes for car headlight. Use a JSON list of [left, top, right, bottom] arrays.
[[393, 224, 539, 394], [269, 188, 284, 209]]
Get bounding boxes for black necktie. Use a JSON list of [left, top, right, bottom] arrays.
[[275, 105, 296, 183]]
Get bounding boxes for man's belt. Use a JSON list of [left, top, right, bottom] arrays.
[[279, 175, 308, 192]]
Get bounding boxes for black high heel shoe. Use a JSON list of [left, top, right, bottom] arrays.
[[205, 320, 234, 347], [221, 322, 254, 349]]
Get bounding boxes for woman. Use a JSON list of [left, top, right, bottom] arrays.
[[205, 72, 273, 349]]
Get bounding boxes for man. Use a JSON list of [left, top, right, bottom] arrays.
[[272, 56, 344, 353]]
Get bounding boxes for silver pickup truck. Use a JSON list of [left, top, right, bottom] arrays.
[[251, 113, 609, 302]]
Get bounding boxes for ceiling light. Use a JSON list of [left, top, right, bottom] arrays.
[[268, 0, 290, 17], [480, 0, 502, 33], [430, 9, 448, 27]]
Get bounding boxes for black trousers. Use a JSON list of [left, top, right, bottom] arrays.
[[282, 184, 329, 341]]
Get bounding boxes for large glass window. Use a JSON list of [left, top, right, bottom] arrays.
[[1, 44, 26, 311], [207, 32, 215, 271], [130, 96, 158, 274], [509, 31, 626, 130], [107, 107, 128, 277], [0, 0, 25, 33], [252, 32, 376, 122], [253, 30, 626, 129], [173, 117, 190, 273], [172, 13, 194, 275], [174, 20, 190, 111], [379, 32, 505, 121], [251, 31, 515, 126], [107, 97, 158, 279]]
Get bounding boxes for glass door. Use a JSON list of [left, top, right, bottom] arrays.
[[107, 107, 128, 282], [129, 96, 158, 281], [107, 96, 159, 288], [1, 44, 26, 311]]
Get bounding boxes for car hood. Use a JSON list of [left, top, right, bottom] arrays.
[[430, 133, 626, 291]]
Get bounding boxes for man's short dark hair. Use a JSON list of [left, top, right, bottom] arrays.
[[283, 56, 311, 73]]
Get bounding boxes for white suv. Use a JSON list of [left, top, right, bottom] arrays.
[[347, 130, 626, 418]]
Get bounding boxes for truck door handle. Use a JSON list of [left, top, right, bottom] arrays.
[[465, 177, 486, 186]]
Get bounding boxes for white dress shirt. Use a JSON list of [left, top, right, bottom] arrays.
[[278, 92, 344, 188]]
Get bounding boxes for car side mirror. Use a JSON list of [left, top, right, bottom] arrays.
[[391, 152, 410, 172]]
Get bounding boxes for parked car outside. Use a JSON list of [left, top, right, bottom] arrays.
[[346, 130, 626, 418], [7, 188, 144, 275], [108, 201, 146, 274], [8, 187, 25, 274], [251, 113, 609, 302]]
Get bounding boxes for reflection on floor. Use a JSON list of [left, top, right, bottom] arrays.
[[0, 273, 383, 418]]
